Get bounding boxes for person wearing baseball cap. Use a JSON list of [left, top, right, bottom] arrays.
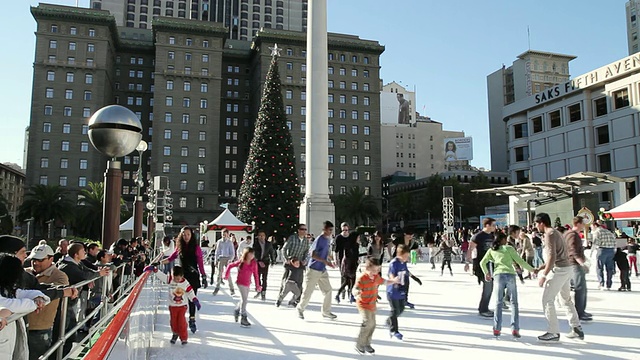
[[25, 244, 71, 359]]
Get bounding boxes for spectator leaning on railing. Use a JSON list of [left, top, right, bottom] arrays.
[[0, 235, 78, 304], [25, 244, 70, 360], [56, 243, 110, 357]]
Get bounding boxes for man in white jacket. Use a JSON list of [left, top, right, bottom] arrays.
[[236, 236, 253, 260]]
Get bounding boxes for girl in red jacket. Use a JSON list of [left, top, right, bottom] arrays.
[[225, 247, 261, 327]]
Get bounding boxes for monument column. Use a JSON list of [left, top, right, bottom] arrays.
[[299, 0, 335, 234]]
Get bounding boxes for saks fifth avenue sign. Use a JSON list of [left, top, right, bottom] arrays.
[[534, 53, 640, 105]]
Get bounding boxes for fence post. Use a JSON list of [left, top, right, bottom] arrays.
[[101, 274, 109, 321], [57, 296, 68, 360]]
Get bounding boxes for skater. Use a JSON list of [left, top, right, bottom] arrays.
[[253, 230, 276, 301], [480, 232, 534, 338], [534, 213, 584, 342], [386, 244, 411, 340], [434, 239, 458, 276], [410, 248, 418, 265], [162, 226, 207, 333], [614, 247, 631, 291], [276, 257, 303, 307], [589, 221, 617, 290], [367, 232, 386, 273], [391, 228, 420, 309], [297, 221, 337, 320], [564, 216, 592, 321], [224, 247, 261, 327], [212, 229, 236, 296], [334, 222, 350, 300], [465, 217, 496, 318], [626, 237, 639, 277], [336, 232, 365, 304], [280, 224, 310, 306], [353, 257, 399, 355], [145, 265, 201, 345], [428, 243, 437, 270]]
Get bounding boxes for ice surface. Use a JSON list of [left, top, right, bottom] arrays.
[[149, 255, 640, 360]]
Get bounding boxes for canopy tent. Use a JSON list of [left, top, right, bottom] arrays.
[[206, 209, 252, 232], [607, 194, 640, 220], [119, 217, 148, 232]]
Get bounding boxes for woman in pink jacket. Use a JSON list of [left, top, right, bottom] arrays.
[[225, 247, 261, 328]]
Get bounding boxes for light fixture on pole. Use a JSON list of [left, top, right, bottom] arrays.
[[88, 105, 142, 250], [133, 140, 147, 239]]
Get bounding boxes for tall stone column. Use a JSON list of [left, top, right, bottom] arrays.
[[102, 160, 123, 250], [299, 0, 335, 235]]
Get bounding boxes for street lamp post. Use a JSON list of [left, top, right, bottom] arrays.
[[133, 140, 148, 239], [88, 105, 142, 250], [458, 205, 463, 229], [46, 219, 54, 240], [25, 218, 34, 248]]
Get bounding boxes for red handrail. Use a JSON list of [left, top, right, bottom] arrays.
[[84, 268, 153, 360]]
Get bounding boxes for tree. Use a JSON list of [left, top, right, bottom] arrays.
[[74, 182, 104, 240], [335, 187, 380, 227], [389, 192, 417, 221], [0, 194, 13, 234], [237, 45, 301, 236], [18, 184, 73, 238]]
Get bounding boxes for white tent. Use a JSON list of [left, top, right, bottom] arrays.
[[608, 193, 640, 220], [119, 216, 148, 232], [207, 209, 251, 231]]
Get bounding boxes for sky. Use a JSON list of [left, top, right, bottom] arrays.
[[0, 0, 630, 170]]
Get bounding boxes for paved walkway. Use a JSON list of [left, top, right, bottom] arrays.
[[149, 255, 640, 359]]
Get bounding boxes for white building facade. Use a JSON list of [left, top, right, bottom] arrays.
[[503, 53, 640, 197], [627, 0, 640, 55]]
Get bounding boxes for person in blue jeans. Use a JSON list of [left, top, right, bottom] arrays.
[[590, 222, 617, 290], [386, 244, 411, 341], [465, 218, 497, 318], [480, 231, 534, 338]]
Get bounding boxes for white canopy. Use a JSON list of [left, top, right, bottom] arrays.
[[119, 216, 148, 231], [608, 194, 640, 220], [208, 209, 250, 231]]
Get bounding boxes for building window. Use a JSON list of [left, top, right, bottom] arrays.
[[514, 146, 529, 162], [200, 99, 208, 109], [181, 130, 189, 140], [197, 181, 205, 191], [199, 131, 206, 141], [63, 107, 72, 116], [613, 88, 630, 109], [166, 80, 174, 90], [78, 176, 87, 187], [166, 96, 173, 106], [363, 111, 370, 121], [80, 159, 88, 169], [201, 83, 208, 93], [45, 88, 54, 98], [339, 81, 346, 89], [548, 110, 561, 128], [364, 126, 370, 135], [198, 164, 205, 174], [515, 170, 529, 184], [340, 170, 346, 179], [163, 146, 171, 156], [80, 142, 88, 152], [514, 123, 528, 139], [87, 43, 95, 52], [49, 40, 57, 48], [61, 141, 70, 151], [328, 124, 333, 133], [568, 103, 582, 122], [328, 155, 334, 164], [286, 106, 293, 115], [180, 164, 188, 173], [352, 155, 359, 165], [181, 147, 188, 156], [165, 113, 173, 122], [594, 97, 608, 117], [85, 74, 93, 84], [596, 125, 609, 145], [164, 129, 171, 139], [531, 116, 543, 133], [351, 110, 358, 120], [179, 197, 187, 208], [40, 157, 49, 168], [183, 98, 191, 107], [180, 180, 188, 191], [162, 163, 170, 173], [84, 91, 92, 101], [59, 176, 67, 186], [60, 158, 68, 169], [68, 42, 76, 51], [351, 125, 358, 134], [182, 114, 190, 123], [82, 124, 88, 134], [598, 153, 612, 172], [47, 71, 55, 81], [62, 123, 71, 133]]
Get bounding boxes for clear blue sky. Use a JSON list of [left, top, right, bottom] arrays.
[[0, 0, 629, 170]]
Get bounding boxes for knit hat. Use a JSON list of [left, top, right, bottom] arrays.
[[0, 235, 27, 254]]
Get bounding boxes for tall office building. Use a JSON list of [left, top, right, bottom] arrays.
[[27, 3, 383, 225], [627, 0, 640, 54], [486, 50, 575, 172], [90, 0, 307, 40]]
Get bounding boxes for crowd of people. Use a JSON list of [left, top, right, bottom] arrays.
[[2, 215, 638, 358], [0, 235, 153, 359]]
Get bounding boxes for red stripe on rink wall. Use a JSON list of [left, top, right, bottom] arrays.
[[84, 265, 154, 360]]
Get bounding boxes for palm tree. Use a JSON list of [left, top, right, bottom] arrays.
[[18, 185, 73, 238], [74, 182, 104, 240], [389, 192, 417, 222], [334, 186, 380, 227], [0, 194, 13, 234]]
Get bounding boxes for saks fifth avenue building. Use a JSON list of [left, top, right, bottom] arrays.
[[501, 53, 640, 201]]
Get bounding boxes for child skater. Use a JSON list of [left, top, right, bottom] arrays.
[[614, 247, 631, 291], [145, 265, 201, 345], [434, 240, 458, 276], [275, 256, 303, 307], [353, 257, 399, 355], [386, 244, 413, 340], [479, 232, 534, 338], [224, 247, 262, 327], [428, 243, 437, 270]]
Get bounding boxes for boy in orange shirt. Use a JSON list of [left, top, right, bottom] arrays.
[[353, 257, 399, 355]]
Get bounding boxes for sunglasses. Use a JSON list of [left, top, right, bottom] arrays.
[[299, 228, 307, 231]]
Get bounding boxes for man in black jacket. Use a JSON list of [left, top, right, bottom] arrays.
[[253, 230, 276, 301], [57, 242, 109, 356]]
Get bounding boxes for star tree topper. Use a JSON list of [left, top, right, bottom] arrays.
[[269, 43, 282, 57]]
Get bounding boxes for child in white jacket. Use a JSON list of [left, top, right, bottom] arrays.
[[0, 253, 50, 359]]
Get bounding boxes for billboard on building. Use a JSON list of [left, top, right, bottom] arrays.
[[444, 137, 473, 162]]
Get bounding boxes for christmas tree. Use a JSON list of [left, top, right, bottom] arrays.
[[237, 44, 301, 236]]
